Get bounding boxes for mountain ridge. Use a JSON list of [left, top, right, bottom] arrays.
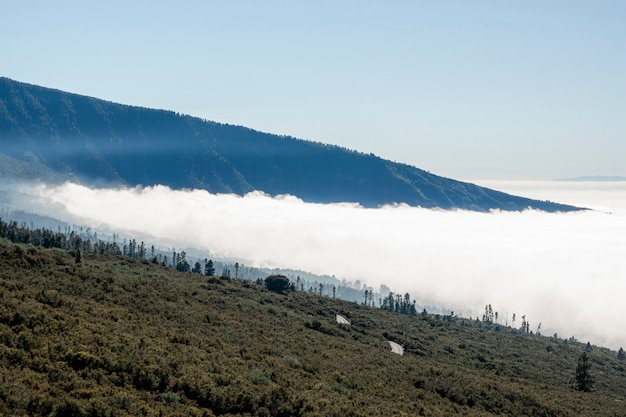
[[0, 77, 581, 212]]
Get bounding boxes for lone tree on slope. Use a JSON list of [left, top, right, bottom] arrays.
[[573, 352, 594, 392], [204, 259, 215, 276], [265, 275, 291, 294]]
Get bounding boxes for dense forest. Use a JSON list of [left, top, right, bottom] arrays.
[[0, 219, 625, 416], [0, 77, 581, 212]]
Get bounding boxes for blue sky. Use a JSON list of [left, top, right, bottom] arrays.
[[3, 1, 625, 180]]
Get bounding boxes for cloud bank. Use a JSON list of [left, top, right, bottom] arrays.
[[23, 181, 626, 350]]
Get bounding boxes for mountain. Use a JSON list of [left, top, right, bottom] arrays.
[[0, 77, 580, 212], [1, 237, 624, 416]]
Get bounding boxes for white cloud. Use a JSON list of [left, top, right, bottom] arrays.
[[24, 181, 626, 350]]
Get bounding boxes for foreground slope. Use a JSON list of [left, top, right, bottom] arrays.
[[0, 240, 624, 416], [0, 77, 579, 211]]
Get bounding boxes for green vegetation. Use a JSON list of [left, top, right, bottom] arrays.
[[0, 238, 625, 416], [573, 352, 595, 392], [264, 275, 291, 294]]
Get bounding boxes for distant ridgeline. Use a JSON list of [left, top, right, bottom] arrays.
[[0, 77, 580, 212]]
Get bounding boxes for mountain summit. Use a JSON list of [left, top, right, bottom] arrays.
[[0, 77, 579, 212]]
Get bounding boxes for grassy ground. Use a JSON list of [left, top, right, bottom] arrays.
[[0, 240, 624, 416]]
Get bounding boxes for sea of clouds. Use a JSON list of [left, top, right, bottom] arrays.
[[12, 180, 626, 350]]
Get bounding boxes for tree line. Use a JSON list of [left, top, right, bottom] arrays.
[[3, 215, 624, 372]]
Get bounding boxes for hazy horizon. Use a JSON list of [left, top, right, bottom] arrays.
[[4, 178, 625, 351]]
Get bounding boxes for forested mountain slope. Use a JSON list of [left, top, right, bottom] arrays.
[[0, 238, 624, 416], [0, 77, 579, 211]]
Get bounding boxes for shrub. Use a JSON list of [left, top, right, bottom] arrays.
[[53, 398, 86, 417], [264, 275, 290, 294], [283, 355, 301, 369], [306, 320, 322, 331], [66, 350, 100, 371], [163, 391, 181, 405], [251, 369, 272, 385]]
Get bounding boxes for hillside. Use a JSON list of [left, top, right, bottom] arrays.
[[0, 77, 580, 212], [0, 240, 624, 416]]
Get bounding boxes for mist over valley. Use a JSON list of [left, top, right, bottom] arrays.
[[2, 3, 626, 414], [1, 79, 624, 352], [2, 178, 624, 352]]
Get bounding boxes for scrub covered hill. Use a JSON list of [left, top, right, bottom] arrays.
[[0, 77, 579, 212], [0, 240, 624, 416]]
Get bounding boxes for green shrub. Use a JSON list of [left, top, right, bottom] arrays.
[[251, 369, 272, 385], [163, 391, 181, 405], [264, 275, 290, 294]]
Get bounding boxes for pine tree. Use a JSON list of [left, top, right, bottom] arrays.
[[483, 304, 495, 323], [618, 347, 625, 361], [573, 352, 594, 392], [204, 259, 215, 276], [175, 251, 190, 272], [520, 315, 529, 333]]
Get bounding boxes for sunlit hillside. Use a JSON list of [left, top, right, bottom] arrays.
[[0, 236, 624, 416]]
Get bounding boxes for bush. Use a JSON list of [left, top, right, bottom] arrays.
[[251, 369, 272, 385], [283, 355, 301, 369], [163, 391, 181, 405], [53, 399, 86, 417], [264, 275, 290, 294]]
